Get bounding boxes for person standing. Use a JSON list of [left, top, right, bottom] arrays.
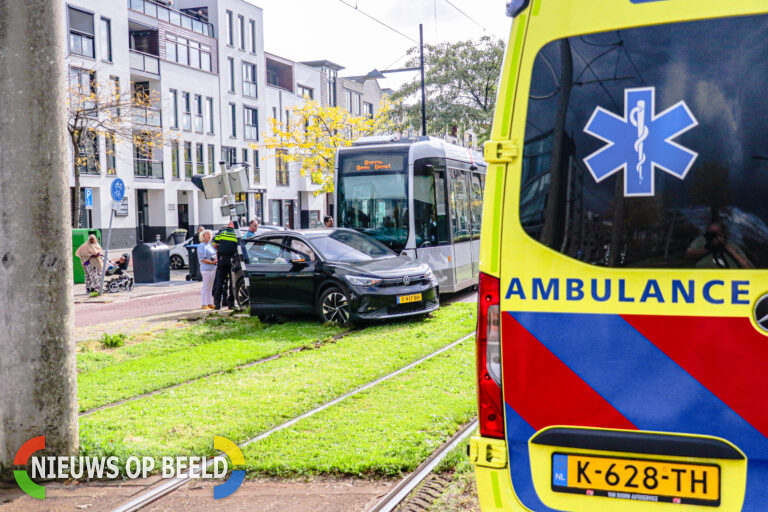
[[243, 219, 259, 239], [197, 230, 217, 309], [192, 225, 205, 244], [212, 221, 239, 309], [75, 234, 104, 293]]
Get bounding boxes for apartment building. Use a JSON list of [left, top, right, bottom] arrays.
[[64, 0, 382, 247]]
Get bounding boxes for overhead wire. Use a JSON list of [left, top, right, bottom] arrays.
[[336, 0, 418, 43], [439, 0, 492, 34]]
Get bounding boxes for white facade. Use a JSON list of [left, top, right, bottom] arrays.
[[63, 0, 380, 248]]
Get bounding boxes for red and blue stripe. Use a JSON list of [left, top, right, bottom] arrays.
[[502, 311, 768, 511]]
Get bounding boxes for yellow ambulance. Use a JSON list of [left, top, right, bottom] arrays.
[[472, 1, 768, 510]]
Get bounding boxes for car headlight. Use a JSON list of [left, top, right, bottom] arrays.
[[345, 275, 382, 287], [424, 268, 438, 285]]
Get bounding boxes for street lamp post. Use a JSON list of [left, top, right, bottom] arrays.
[[365, 23, 427, 136]]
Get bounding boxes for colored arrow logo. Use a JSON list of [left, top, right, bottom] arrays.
[[14, 436, 45, 499], [213, 436, 245, 499]]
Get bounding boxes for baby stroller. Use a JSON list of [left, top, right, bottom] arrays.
[[105, 253, 134, 293]]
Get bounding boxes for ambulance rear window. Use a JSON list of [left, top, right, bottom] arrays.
[[521, 14, 768, 269]]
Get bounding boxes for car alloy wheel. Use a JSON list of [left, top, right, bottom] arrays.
[[170, 254, 185, 270], [321, 289, 350, 325]]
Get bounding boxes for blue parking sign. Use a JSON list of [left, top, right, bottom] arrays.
[[110, 178, 125, 202], [84, 188, 93, 210]]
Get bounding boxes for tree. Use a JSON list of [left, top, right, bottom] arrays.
[[390, 36, 505, 143], [258, 99, 394, 193], [66, 71, 164, 227]]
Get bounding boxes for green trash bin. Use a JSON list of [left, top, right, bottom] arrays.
[[72, 228, 102, 284]]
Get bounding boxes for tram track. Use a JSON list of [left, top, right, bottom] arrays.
[[79, 327, 360, 417], [108, 331, 475, 512], [366, 418, 479, 512]]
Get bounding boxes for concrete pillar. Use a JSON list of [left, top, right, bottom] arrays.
[[0, 0, 77, 476]]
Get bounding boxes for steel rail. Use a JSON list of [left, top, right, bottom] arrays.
[[109, 331, 475, 512], [366, 419, 479, 512]]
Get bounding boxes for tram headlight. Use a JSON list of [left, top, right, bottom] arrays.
[[345, 275, 382, 287]]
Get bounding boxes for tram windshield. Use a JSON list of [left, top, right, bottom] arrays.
[[337, 151, 409, 252]]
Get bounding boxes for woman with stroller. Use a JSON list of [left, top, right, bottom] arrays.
[[197, 229, 217, 309], [75, 234, 104, 293]]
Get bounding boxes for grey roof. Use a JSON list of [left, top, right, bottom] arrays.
[[300, 60, 345, 71]]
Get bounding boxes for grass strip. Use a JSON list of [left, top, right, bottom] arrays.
[[240, 340, 476, 477], [79, 303, 476, 466], [78, 317, 344, 412]]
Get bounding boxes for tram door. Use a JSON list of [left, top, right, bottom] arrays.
[[448, 167, 474, 288]]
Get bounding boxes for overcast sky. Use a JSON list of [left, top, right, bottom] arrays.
[[245, 0, 512, 90]]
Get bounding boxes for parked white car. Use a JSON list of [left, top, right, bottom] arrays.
[[169, 226, 286, 269]]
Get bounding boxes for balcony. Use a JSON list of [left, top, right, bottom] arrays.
[[134, 159, 164, 178], [128, 0, 214, 37], [132, 106, 162, 127], [130, 50, 160, 76]]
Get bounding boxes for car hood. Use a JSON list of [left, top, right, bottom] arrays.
[[330, 256, 430, 277]]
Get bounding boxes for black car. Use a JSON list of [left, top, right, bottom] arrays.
[[243, 228, 439, 324]]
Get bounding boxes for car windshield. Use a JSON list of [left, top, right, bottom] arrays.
[[308, 230, 395, 262]]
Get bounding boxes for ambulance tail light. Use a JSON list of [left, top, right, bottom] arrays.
[[477, 272, 505, 439]]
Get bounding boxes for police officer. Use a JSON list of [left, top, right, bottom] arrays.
[[212, 220, 239, 309]]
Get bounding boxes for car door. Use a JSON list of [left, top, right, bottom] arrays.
[[244, 239, 315, 314], [284, 236, 320, 310]]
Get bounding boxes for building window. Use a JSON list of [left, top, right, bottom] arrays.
[[100, 17, 112, 62], [105, 133, 116, 175], [184, 142, 192, 177], [238, 15, 245, 50], [229, 103, 237, 137], [228, 57, 235, 92], [206, 97, 214, 133], [177, 36, 189, 65], [222, 146, 237, 166], [242, 62, 258, 98], [110, 76, 121, 117], [201, 45, 212, 71], [182, 92, 191, 130], [77, 130, 100, 175], [276, 149, 289, 186], [226, 10, 234, 46], [68, 7, 94, 58], [252, 149, 260, 183], [297, 85, 313, 99], [69, 67, 96, 111], [244, 106, 258, 141], [171, 141, 179, 178], [364, 102, 374, 118], [196, 143, 204, 174], [345, 90, 361, 115], [208, 144, 215, 174], [267, 68, 279, 87], [249, 19, 256, 53], [194, 94, 203, 132], [170, 89, 179, 128]]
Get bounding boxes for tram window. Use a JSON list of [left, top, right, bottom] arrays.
[[470, 173, 483, 240], [414, 158, 449, 247], [450, 168, 471, 243]]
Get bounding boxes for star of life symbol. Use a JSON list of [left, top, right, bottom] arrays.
[[583, 87, 699, 197]]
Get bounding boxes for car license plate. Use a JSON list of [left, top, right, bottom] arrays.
[[397, 293, 422, 304], [552, 453, 720, 506]]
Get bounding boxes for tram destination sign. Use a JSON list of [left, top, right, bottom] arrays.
[[340, 153, 405, 173]]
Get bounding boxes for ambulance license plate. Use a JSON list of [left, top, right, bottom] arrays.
[[397, 293, 422, 304], [551, 453, 720, 506]]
